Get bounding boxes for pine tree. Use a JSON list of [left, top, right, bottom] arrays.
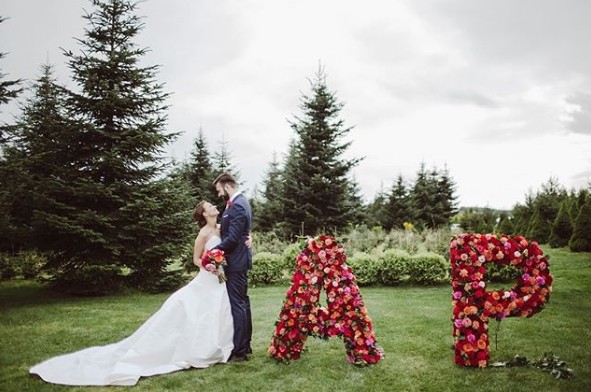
[[569, 198, 591, 252], [384, 175, 413, 231], [511, 192, 534, 235], [434, 165, 458, 227], [497, 211, 514, 235], [28, 0, 190, 291], [526, 178, 563, 243], [549, 201, 573, 248], [255, 152, 284, 232], [0, 64, 73, 252], [187, 128, 218, 202], [280, 67, 362, 238], [0, 16, 23, 117], [411, 162, 437, 229], [365, 184, 388, 229]]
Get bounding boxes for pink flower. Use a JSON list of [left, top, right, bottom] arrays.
[[453, 291, 463, 300]]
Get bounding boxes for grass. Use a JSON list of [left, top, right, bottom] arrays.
[[1, 247, 590, 392]]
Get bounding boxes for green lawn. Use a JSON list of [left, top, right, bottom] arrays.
[[1, 247, 589, 392]]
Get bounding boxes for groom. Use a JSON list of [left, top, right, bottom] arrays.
[[213, 172, 253, 362]]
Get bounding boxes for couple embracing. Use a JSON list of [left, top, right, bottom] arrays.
[[30, 173, 253, 386]]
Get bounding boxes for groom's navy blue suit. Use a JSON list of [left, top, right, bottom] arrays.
[[215, 193, 252, 359]]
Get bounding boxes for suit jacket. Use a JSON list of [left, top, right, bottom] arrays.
[[216, 193, 252, 272]]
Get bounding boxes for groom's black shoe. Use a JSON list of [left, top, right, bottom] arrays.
[[228, 354, 248, 362]]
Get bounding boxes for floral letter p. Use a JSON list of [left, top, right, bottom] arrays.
[[450, 234, 553, 367]]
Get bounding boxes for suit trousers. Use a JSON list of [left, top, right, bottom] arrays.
[[226, 270, 252, 357]]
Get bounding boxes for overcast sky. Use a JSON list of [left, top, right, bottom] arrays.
[[2, 0, 590, 210]]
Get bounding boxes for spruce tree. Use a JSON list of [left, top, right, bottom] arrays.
[[434, 165, 458, 227], [365, 184, 388, 229], [384, 175, 413, 231], [31, 0, 190, 291], [511, 192, 535, 235], [187, 128, 218, 202], [411, 162, 437, 229], [0, 15, 23, 242], [280, 67, 362, 237], [255, 152, 284, 232], [0, 16, 23, 116], [497, 211, 514, 235], [549, 201, 573, 248], [0, 65, 73, 252], [526, 178, 563, 243], [569, 198, 591, 252]]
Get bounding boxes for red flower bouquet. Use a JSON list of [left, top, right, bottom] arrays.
[[201, 249, 227, 283]]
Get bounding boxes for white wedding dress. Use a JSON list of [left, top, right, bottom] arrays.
[[29, 236, 233, 386]]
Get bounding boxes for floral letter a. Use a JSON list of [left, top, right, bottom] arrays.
[[268, 235, 383, 365], [450, 234, 553, 367]]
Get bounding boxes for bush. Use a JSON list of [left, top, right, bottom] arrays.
[[376, 249, 411, 285], [407, 253, 448, 285], [250, 252, 284, 285], [139, 269, 191, 293], [44, 264, 125, 296], [0, 251, 46, 280], [252, 231, 290, 255], [422, 228, 452, 259], [386, 230, 419, 255], [485, 262, 521, 283], [281, 242, 305, 271], [341, 225, 386, 254], [346, 252, 379, 286]]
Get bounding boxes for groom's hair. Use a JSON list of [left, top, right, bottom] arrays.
[[213, 172, 237, 188]]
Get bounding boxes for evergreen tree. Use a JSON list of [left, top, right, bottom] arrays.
[[411, 162, 437, 229], [569, 198, 591, 252], [526, 178, 563, 243], [280, 67, 362, 238], [384, 175, 413, 231], [212, 135, 238, 177], [497, 211, 514, 235], [255, 152, 284, 232], [0, 64, 72, 252], [29, 0, 189, 291], [511, 192, 535, 235], [365, 184, 388, 229], [549, 201, 573, 248], [0, 15, 24, 235], [0, 16, 23, 124], [187, 128, 217, 202], [434, 165, 458, 226]]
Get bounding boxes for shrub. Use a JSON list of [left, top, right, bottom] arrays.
[[250, 252, 284, 285], [341, 225, 386, 254], [485, 262, 521, 283], [44, 264, 125, 296], [407, 252, 448, 285], [0, 251, 46, 280], [386, 230, 419, 254], [549, 202, 573, 248], [376, 249, 411, 285], [252, 231, 290, 254], [569, 200, 591, 252], [346, 252, 379, 286], [139, 269, 190, 293], [422, 228, 452, 259], [281, 242, 305, 271]]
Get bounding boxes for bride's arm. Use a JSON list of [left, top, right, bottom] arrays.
[[193, 234, 207, 267]]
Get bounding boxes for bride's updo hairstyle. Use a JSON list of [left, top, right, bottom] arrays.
[[192, 200, 207, 227]]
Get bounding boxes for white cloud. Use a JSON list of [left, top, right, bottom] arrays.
[[1, 0, 590, 210]]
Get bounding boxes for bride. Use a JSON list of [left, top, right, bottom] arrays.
[[30, 200, 239, 386]]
